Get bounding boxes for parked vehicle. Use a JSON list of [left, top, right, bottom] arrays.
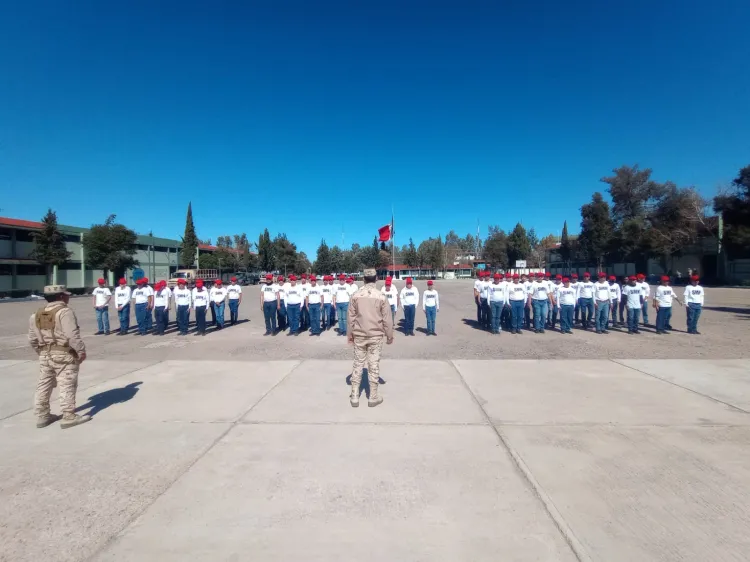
[[232, 271, 260, 285], [168, 269, 219, 288]]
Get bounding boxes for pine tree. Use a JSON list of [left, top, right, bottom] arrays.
[[30, 209, 72, 284], [559, 221, 572, 264], [180, 202, 198, 267]]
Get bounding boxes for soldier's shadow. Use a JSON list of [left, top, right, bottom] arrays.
[[345, 369, 386, 400], [75, 382, 143, 418]]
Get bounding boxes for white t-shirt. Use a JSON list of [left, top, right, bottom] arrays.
[[284, 284, 305, 305], [272, 283, 285, 301], [145, 285, 155, 298], [306, 284, 323, 305], [321, 284, 334, 304], [173, 287, 192, 307], [578, 281, 595, 299], [488, 283, 507, 304], [557, 286, 577, 307], [154, 288, 170, 308], [684, 285, 705, 305], [423, 289, 439, 310], [638, 281, 651, 299], [132, 287, 150, 305], [93, 286, 111, 307], [530, 281, 549, 301], [334, 284, 350, 304], [508, 283, 527, 302], [114, 286, 131, 307], [550, 281, 561, 302], [346, 283, 358, 296], [608, 282, 621, 302], [474, 279, 483, 296], [261, 284, 278, 303], [654, 285, 677, 307], [210, 286, 227, 304], [479, 280, 491, 299], [192, 288, 210, 307], [400, 286, 419, 306], [227, 284, 242, 300], [622, 285, 643, 309], [381, 285, 399, 309], [593, 281, 611, 301]]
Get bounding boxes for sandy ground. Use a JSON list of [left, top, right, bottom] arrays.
[[0, 280, 747, 362]]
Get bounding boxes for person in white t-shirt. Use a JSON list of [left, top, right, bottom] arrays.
[[570, 273, 581, 324], [488, 272, 508, 335], [142, 278, 155, 333], [321, 275, 335, 331], [274, 275, 287, 332], [577, 272, 595, 330], [260, 274, 280, 335], [521, 273, 533, 330], [479, 272, 492, 331], [636, 273, 650, 326], [399, 277, 419, 336], [473, 273, 483, 325], [607, 275, 621, 328], [172, 279, 192, 336], [422, 280, 440, 336], [299, 274, 310, 331], [284, 275, 305, 335], [556, 277, 578, 334], [381, 276, 399, 325], [549, 274, 562, 330], [306, 275, 324, 336], [508, 273, 527, 334], [593, 272, 612, 334], [684, 274, 705, 334], [92, 278, 112, 335], [346, 276, 358, 296], [226, 276, 243, 326], [153, 280, 171, 335], [333, 275, 352, 336], [131, 278, 152, 336], [653, 275, 681, 334], [501, 272, 513, 331], [191, 279, 211, 336], [621, 276, 644, 334], [209, 279, 228, 330], [114, 278, 132, 335], [544, 272, 554, 327]]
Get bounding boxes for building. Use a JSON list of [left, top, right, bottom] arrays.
[[0, 216, 182, 294], [376, 264, 473, 280]]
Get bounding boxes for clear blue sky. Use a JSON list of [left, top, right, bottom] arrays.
[[1, 0, 748, 256]]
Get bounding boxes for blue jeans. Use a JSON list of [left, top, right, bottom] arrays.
[[117, 303, 130, 334], [403, 304, 416, 333], [135, 303, 148, 335], [480, 298, 490, 329], [656, 306, 672, 332], [575, 298, 581, 322], [687, 303, 702, 333], [322, 303, 333, 329], [425, 306, 437, 334], [146, 307, 153, 331], [214, 301, 225, 328], [532, 299, 548, 331], [627, 307, 641, 332], [560, 304, 574, 332], [277, 301, 287, 330], [391, 304, 397, 325], [287, 303, 301, 332], [490, 301, 504, 333], [263, 301, 277, 333], [510, 300, 525, 332], [301, 305, 309, 330], [228, 299, 239, 324], [177, 305, 189, 334], [595, 300, 610, 332], [579, 297, 594, 328], [337, 302, 349, 334], [642, 301, 649, 324], [308, 303, 321, 334], [96, 307, 110, 333], [476, 297, 482, 323], [524, 302, 531, 329], [551, 305, 558, 329], [154, 306, 166, 335], [195, 306, 207, 334]]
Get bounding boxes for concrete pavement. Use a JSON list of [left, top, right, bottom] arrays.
[[1, 358, 750, 561]]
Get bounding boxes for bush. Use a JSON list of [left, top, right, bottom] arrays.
[[69, 287, 88, 296]]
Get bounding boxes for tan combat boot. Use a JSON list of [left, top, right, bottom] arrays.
[[368, 384, 383, 408], [350, 384, 360, 408], [60, 414, 92, 429], [36, 414, 61, 428]]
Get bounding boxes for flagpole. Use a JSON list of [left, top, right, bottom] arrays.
[[391, 205, 395, 278]]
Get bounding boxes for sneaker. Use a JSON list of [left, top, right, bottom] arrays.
[[94, 331, 103, 336], [60, 414, 92, 429], [104, 331, 110, 336], [263, 331, 271, 336], [36, 414, 61, 428]]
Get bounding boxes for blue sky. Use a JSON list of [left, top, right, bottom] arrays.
[[1, 0, 748, 256]]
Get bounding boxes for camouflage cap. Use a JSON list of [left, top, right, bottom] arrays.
[[363, 268, 376, 277], [43, 285, 71, 295]]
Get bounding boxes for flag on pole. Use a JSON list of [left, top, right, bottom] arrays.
[[378, 223, 392, 242]]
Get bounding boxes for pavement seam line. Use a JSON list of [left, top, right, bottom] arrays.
[[0, 359, 32, 370], [0, 359, 164, 422], [449, 360, 592, 562], [83, 359, 302, 562], [610, 359, 750, 415]]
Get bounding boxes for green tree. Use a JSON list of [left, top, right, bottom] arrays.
[[82, 215, 139, 280], [579, 192, 613, 269], [272, 234, 297, 274], [257, 229, 274, 271], [314, 240, 332, 274], [559, 221, 572, 263], [483, 226, 508, 269], [341, 250, 361, 273], [329, 245, 344, 273], [359, 245, 381, 268], [30, 209, 72, 284], [714, 165, 750, 258], [402, 238, 418, 267], [507, 223, 531, 266], [180, 202, 198, 267], [294, 251, 312, 274]]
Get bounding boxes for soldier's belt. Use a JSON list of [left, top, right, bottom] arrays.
[[42, 344, 72, 353]]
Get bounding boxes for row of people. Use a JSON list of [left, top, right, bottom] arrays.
[[473, 271, 705, 335], [92, 276, 244, 336]]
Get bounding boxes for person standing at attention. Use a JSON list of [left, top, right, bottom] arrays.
[[173, 279, 192, 336], [593, 272, 611, 334], [114, 278, 131, 336], [399, 277, 419, 336], [284, 275, 304, 335], [636, 273, 650, 326], [274, 275, 287, 332], [260, 274, 280, 336], [191, 279, 210, 336], [131, 279, 151, 336], [153, 281, 169, 336], [299, 274, 310, 331], [684, 275, 705, 334], [381, 276, 399, 325], [473, 272, 483, 325], [622, 276, 644, 334], [333, 275, 351, 337], [488, 272, 508, 335], [422, 280, 440, 336], [306, 275, 324, 336], [528, 272, 552, 334], [92, 278, 112, 336], [556, 277, 577, 334], [577, 272, 595, 330], [654, 275, 681, 335], [321, 275, 334, 331], [347, 269, 393, 408], [608, 275, 621, 329], [480, 271, 492, 331], [209, 279, 228, 330], [570, 273, 581, 324], [226, 276, 242, 326], [508, 273, 527, 335]]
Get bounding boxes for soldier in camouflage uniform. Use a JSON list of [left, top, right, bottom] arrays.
[[347, 269, 394, 408], [28, 285, 91, 429]]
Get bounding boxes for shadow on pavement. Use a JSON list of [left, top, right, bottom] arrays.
[[345, 369, 386, 400], [704, 306, 750, 315], [76, 382, 143, 417]]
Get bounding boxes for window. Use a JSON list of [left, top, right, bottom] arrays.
[[0, 264, 12, 275], [64, 233, 80, 242], [137, 244, 149, 251], [154, 245, 169, 252], [0, 228, 11, 241], [59, 262, 82, 270], [18, 264, 45, 275], [15, 230, 36, 242]]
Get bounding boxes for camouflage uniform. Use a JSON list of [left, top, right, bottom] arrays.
[[347, 271, 394, 407], [28, 291, 89, 429]]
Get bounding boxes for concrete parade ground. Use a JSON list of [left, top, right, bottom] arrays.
[[1, 280, 750, 561]]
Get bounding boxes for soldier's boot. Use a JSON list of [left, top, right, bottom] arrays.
[[60, 414, 92, 429], [368, 383, 383, 408], [350, 383, 360, 407], [36, 413, 61, 428]]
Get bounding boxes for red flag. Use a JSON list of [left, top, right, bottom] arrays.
[[378, 224, 392, 242]]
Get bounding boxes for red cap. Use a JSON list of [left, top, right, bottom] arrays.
[[289, 274, 297, 281], [310, 275, 317, 281], [555, 274, 563, 280], [629, 275, 638, 281], [572, 273, 579, 278], [119, 278, 127, 285], [215, 279, 222, 285], [230, 276, 237, 282], [691, 275, 699, 281], [301, 274, 308, 279], [661, 275, 670, 282], [265, 274, 273, 280], [562, 277, 570, 282], [536, 272, 544, 278], [346, 277, 353, 283], [196, 279, 204, 287], [505, 273, 511, 278], [338, 274, 345, 279], [277, 275, 284, 282], [177, 279, 186, 285], [97, 278, 105, 285], [143, 277, 149, 284], [636, 273, 645, 279], [583, 272, 591, 278], [385, 276, 392, 284], [608, 275, 616, 281], [406, 277, 413, 283], [494, 273, 501, 279], [427, 280, 433, 285], [545, 272, 551, 277], [598, 272, 605, 278], [512, 273, 519, 279]]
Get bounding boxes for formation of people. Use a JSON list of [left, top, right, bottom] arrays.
[[473, 270, 705, 335]]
